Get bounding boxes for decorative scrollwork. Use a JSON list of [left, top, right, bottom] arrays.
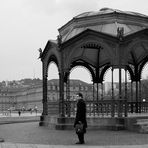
[[128, 64, 135, 73], [81, 42, 103, 50]]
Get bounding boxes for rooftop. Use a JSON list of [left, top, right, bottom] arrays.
[[58, 8, 148, 43], [74, 8, 148, 18]]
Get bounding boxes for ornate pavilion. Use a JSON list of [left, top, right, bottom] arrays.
[[39, 8, 148, 131]]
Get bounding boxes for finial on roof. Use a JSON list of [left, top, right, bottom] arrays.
[[38, 48, 43, 59], [117, 27, 124, 41], [57, 34, 62, 47], [100, 8, 110, 11]]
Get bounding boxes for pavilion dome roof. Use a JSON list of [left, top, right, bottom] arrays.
[[59, 8, 148, 43], [74, 8, 148, 18]]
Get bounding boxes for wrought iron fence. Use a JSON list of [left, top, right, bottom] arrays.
[[63, 100, 148, 117]]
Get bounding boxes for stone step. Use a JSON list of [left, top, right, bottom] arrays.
[[139, 125, 148, 134], [136, 119, 148, 124], [134, 118, 148, 133], [136, 121, 148, 125]]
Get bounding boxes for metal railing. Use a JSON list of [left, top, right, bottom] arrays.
[[63, 100, 148, 117]]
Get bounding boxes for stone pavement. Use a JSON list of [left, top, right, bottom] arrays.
[[0, 143, 148, 148], [0, 122, 148, 148]]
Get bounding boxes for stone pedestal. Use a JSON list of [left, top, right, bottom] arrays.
[[39, 115, 58, 128]]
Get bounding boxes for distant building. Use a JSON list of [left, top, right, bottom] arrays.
[[0, 79, 93, 112], [1, 79, 143, 113]]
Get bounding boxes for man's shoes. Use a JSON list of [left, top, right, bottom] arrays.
[[75, 141, 85, 144]]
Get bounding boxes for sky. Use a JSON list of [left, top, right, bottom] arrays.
[[1, 0, 148, 83]]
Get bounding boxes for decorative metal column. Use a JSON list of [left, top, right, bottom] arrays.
[[101, 83, 104, 100], [96, 82, 100, 115], [101, 83, 104, 116], [135, 80, 139, 113], [131, 81, 133, 113], [124, 68, 128, 117], [96, 83, 99, 102], [135, 65, 139, 113], [42, 63, 48, 115], [117, 27, 124, 117], [59, 71, 65, 117], [139, 80, 142, 113], [118, 67, 122, 117], [58, 35, 65, 117], [92, 82, 95, 116], [66, 71, 70, 117], [111, 66, 115, 117]]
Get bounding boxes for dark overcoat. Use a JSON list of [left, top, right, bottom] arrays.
[[74, 99, 87, 133]]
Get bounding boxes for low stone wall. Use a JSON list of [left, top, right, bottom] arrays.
[[0, 116, 40, 124], [39, 115, 125, 130]]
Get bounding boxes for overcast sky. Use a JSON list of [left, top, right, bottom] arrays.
[[1, 0, 148, 83]]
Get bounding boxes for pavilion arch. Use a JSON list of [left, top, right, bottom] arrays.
[[48, 61, 59, 80], [66, 60, 95, 82], [139, 59, 148, 80], [126, 65, 134, 81], [63, 31, 116, 85], [124, 29, 148, 81], [68, 63, 93, 83], [99, 64, 111, 82], [63, 29, 116, 71], [39, 8, 148, 130], [47, 55, 59, 75], [41, 41, 60, 73]]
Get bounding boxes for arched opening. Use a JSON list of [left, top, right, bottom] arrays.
[[104, 67, 131, 117], [141, 63, 148, 104], [63, 66, 93, 117], [47, 62, 59, 115], [141, 63, 148, 80], [69, 66, 93, 100], [48, 62, 59, 80], [70, 66, 92, 84]]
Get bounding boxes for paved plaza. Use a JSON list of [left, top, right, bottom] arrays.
[[0, 121, 147, 147]]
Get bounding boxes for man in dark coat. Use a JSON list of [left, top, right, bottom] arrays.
[[74, 93, 87, 144]]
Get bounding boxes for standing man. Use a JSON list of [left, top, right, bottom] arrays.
[[74, 93, 87, 144]]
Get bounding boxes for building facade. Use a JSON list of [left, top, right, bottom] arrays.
[[0, 79, 94, 112]]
